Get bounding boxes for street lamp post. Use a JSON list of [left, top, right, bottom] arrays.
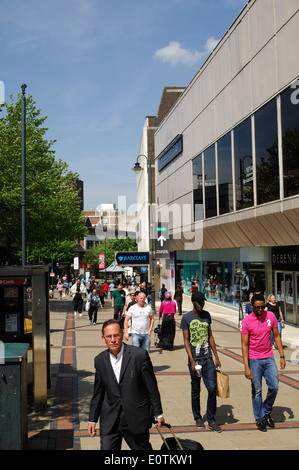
[[21, 84, 27, 266], [132, 155, 155, 313]]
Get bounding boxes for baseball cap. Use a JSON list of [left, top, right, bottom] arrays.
[[191, 291, 206, 304]]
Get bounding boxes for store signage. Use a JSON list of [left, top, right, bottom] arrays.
[[115, 252, 149, 266], [158, 134, 183, 172], [272, 246, 299, 270], [0, 277, 28, 286]]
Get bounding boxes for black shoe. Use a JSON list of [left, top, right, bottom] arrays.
[[195, 418, 205, 429], [256, 420, 267, 432], [208, 422, 222, 433], [264, 414, 275, 428]]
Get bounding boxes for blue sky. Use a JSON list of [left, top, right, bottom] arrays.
[[0, 0, 247, 212]]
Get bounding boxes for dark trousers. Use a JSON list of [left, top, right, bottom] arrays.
[[89, 306, 98, 323], [100, 409, 152, 451], [73, 296, 83, 313], [176, 300, 182, 315], [188, 357, 217, 423], [114, 305, 123, 320]]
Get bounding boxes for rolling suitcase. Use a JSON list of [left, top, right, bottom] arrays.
[[156, 423, 204, 451]]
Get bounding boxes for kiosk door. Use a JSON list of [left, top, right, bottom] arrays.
[[0, 283, 26, 342]]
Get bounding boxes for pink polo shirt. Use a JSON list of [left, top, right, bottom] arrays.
[[240, 310, 278, 359]]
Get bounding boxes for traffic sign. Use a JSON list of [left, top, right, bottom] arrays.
[[154, 222, 169, 258]]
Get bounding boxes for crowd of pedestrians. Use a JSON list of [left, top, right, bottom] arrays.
[[50, 274, 287, 447]]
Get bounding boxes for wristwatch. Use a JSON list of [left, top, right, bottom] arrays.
[[280, 355, 285, 358]]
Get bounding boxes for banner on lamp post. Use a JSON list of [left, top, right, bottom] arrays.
[[99, 253, 105, 269]]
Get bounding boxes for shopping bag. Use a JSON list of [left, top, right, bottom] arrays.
[[216, 368, 230, 398]]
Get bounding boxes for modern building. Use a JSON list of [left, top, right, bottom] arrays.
[[134, 87, 185, 294], [83, 204, 137, 250], [154, 0, 299, 324]]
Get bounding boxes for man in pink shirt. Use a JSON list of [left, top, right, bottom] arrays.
[[241, 293, 286, 432]]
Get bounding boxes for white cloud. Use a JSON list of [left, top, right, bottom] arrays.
[[154, 36, 219, 66]]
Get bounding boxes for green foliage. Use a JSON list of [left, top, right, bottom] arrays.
[[0, 93, 87, 264], [83, 237, 137, 268]]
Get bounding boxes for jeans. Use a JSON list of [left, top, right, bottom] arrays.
[[271, 319, 282, 345], [188, 357, 217, 423], [249, 356, 279, 424], [131, 333, 151, 351], [114, 305, 123, 320]]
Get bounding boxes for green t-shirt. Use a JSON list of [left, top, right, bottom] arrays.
[[112, 289, 125, 306], [180, 310, 212, 360]]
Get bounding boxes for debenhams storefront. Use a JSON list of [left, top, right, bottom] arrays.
[[154, 0, 299, 324]]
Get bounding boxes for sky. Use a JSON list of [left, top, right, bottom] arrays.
[[0, 0, 247, 213]]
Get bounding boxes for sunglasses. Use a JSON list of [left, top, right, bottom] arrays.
[[253, 306, 265, 310]]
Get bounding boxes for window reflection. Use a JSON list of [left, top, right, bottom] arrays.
[[234, 117, 254, 210], [204, 145, 217, 218], [218, 132, 233, 215], [281, 85, 299, 198], [255, 99, 279, 205], [193, 153, 203, 221]]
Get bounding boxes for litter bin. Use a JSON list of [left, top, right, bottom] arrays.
[[0, 342, 29, 450]]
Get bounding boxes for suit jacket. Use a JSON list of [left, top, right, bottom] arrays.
[[89, 343, 163, 435]]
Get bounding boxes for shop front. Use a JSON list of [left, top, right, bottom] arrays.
[[176, 247, 270, 309], [272, 246, 299, 325]]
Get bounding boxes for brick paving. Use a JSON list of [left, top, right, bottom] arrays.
[[27, 295, 299, 451]]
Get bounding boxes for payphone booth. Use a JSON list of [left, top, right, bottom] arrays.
[[0, 266, 50, 412]]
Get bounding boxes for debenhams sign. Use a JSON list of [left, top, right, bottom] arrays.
[[272, 246, 299, 270]]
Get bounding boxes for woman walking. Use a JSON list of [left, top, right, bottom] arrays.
[[158, 291, 176, 350], [88, 288, 103, 325]]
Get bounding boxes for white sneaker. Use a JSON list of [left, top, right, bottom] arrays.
[[79, 313, 83, 317], [74, 311, 77, 317]]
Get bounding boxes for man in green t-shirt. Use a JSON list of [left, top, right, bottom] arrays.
[[112, 284, 126, 321], [181, 291, 222, 432]]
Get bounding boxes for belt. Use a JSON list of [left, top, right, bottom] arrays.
[[197, 355, 212, 362]]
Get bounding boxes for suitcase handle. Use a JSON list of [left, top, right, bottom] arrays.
[[154, 421, 183, 450]]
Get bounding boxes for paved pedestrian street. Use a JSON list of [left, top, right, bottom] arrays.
[[27, 296, 299, 451]]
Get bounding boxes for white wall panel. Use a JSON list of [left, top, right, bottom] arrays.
[[275, 0, 299, 31], [249, 0, 275, 58], [231, 64, 252, 124], [251, 38, 277, 110], [276, 11, 299, 90], [230, 12, 251, 79], [213, 39, 231, 96], [214, 84, 232, 139]]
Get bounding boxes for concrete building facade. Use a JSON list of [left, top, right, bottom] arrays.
[[154, 0, 299, 324]]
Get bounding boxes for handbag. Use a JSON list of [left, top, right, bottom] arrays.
[[216, 368, 230, 398]]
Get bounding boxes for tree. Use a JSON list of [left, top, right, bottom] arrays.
[[83, 237, 137, 271], [0, 93, 87, 264]]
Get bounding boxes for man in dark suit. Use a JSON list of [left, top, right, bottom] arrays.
[[88, 319, 164, 450]]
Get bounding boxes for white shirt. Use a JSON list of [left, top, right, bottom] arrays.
[[127, 303, 153, 334], [109, 344, 124, 383]]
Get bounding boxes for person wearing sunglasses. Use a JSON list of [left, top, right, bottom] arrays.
[[240, 293, 286, 432]]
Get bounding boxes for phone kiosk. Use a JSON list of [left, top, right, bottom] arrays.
[[0, 266, 50, 415]]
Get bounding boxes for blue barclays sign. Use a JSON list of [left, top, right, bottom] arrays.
[[115, 252, 149, 266]]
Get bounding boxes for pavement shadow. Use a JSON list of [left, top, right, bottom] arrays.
[[215, 404, 239, 425], [272, 405, 294, 422]]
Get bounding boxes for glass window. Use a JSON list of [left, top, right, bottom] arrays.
[[192, 154, 203, 221], [234, 117, 254, 210], [217, 132, 233, 215], [281, 85, 299, 198], [255, 98, 279, 205], [204, 144, 217, 218]]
